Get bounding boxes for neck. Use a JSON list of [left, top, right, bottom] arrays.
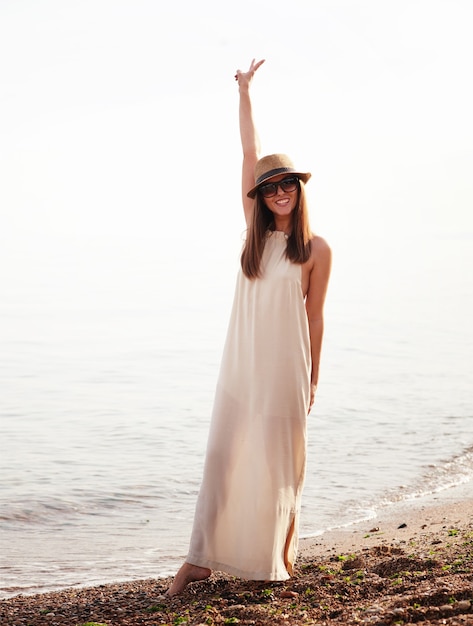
[[272, 216, 292, 236]]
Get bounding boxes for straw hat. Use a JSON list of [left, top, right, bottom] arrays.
[[247, 153, 311, 198]]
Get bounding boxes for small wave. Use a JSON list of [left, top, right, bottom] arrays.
[[0, 499, 82, 525], [300, 509, 378, 540], [383, 443, 473, 505], [364, 444, 473, 518], [301, 443, 473, 540], [0, 489, 159, 527]]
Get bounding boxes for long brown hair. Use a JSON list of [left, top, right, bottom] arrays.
[[241, 183, 312, 279]]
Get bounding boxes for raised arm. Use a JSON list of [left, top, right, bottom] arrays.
[[235, 58, 265, 225]]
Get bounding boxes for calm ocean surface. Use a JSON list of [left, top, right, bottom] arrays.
[[1, 230, 472, 598]]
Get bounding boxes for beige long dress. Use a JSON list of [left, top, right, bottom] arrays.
[[187, 230, 311, 580]]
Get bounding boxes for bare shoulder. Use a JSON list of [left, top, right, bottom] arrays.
[[302, 235, 331, 297], [309, 234, 332, 267]]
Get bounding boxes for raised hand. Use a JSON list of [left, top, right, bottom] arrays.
[[235, 58, 265, 90]]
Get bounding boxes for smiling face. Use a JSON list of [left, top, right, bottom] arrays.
[[258, 174, 300, 220]]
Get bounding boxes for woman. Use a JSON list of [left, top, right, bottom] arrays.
[[167, 58, 331, 596]]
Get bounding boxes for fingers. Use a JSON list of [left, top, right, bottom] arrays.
[[308, 384, 317, 414], [251, 58, 265, 72], [235, 58, 265, 81]]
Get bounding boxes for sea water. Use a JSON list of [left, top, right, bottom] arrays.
[[1, 230, 472, 598]]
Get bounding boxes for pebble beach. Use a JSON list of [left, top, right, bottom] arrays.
[[2, 497, 472, 626]]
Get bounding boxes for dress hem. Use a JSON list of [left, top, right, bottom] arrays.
[[186, 554, 291, 582]]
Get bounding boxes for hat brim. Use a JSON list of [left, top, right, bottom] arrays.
[[247, 169, 311, 198]]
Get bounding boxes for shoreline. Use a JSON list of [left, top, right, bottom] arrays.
[[2, 483, 471, 602], [1, 488, 472, 625], [300, 480, 473, 559]]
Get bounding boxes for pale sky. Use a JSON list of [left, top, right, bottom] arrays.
[[1, 0, 472, 315]]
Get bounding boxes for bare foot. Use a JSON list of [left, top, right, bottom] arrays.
[[167, 562, 211, 596]]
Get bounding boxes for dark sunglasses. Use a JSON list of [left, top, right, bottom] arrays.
[[258, 176, 300, 198]]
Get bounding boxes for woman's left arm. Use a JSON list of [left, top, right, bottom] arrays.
[[305, 236, 332, 412]]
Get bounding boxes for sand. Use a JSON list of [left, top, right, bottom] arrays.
[[300, 486, 473, 559], [1, 492, 472, 625]]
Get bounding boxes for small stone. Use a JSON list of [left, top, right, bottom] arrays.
[[457, 600, 471, 611], [397, 523, 407, 529], [280, 590, 298, 598], [439, 604, 454, 613], [392, 607, 405, 615], [223, 604, 246, 611]]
